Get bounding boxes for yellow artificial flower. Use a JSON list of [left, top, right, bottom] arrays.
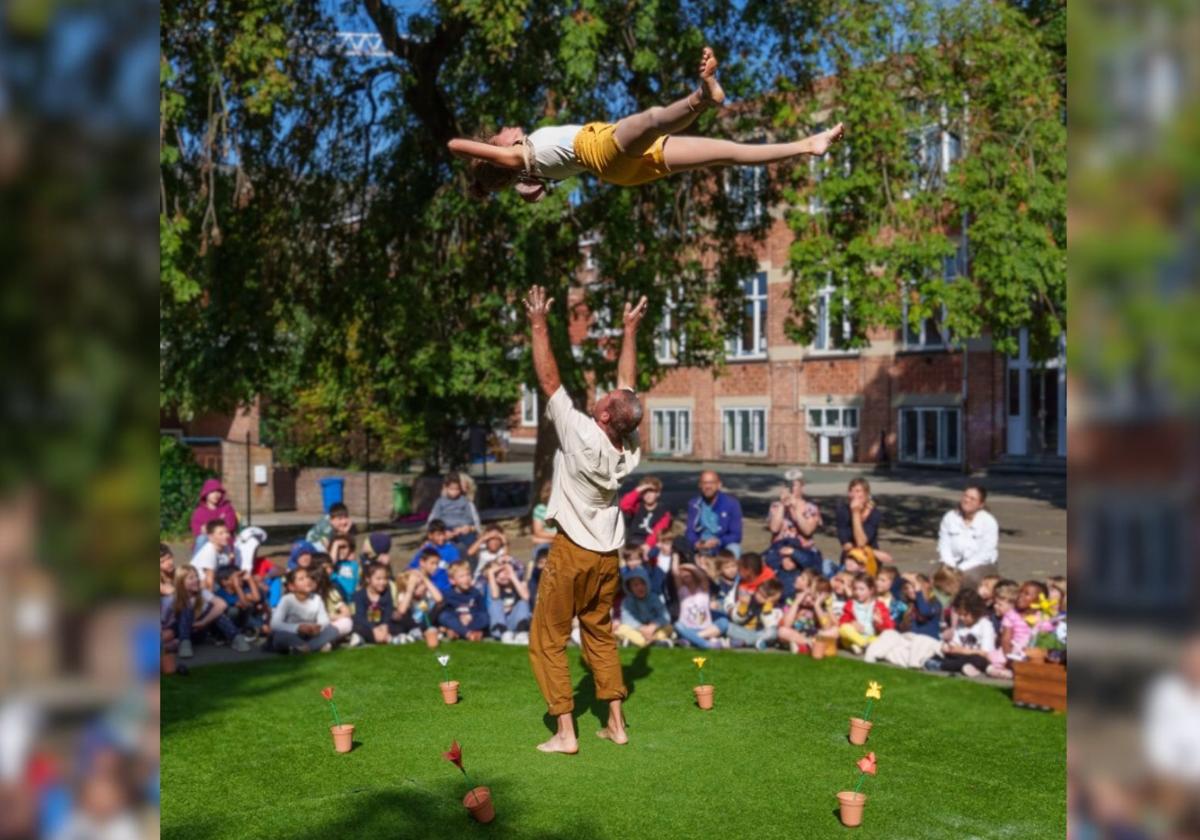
[[865, 681, 883, 700], [1035, 595, 1059, 616], [692, 657, 707, 669]]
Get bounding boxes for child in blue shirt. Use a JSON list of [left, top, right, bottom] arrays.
[[902, 572, 944, 639], [437, 561, 489, 641]]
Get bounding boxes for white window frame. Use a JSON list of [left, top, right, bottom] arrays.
[[724, 164, 767, 230], [897, 406, 962, 465], [650, 408, 693, 455], [726, 273, 768, 360], [722, 407, 768, 456], [806, 406, 860, 463], [520, 385, 538, 427], [905, 102, 964, 196], [903, 235, 966, 350], [655, 290, 686, 364], [587, 303, 623, 339], [814, 276, 851, 352]]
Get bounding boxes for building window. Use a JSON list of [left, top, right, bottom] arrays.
[[650, 408, 692, 455], [1082, 495, 1190, 611], [903, 235, 964, 350], [898, 407, 960, 464], [655, 290, 685, 364], [806, 406, 859, 464], [724, 165, 767, 229], [906, 102, 963, 194], [722, 408, 767, 455], [727, 273, 768, 359], [520, 385, 538, 427], [814, 280, 851, 351]]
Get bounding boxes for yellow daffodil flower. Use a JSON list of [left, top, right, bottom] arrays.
[[693, 657, 707, 669], [865, 681, 883, 700]]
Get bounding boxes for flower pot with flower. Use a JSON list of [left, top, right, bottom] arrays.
[[443, 740, 495, 823], [320, 686, 355, 752], [837, 752, 877, 827], [691, 657, 713, 709], [848, 682, 882, 745]]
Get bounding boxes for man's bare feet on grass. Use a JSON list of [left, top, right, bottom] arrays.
[[698, 46, 725, 106], [807, 122, 845, 156], [596, 701, 629, 745], [536, 732, 579, 754]]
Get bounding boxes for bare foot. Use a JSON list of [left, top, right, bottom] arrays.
[[596, 726, 629, 745], [808, 122, 845, 156], [535, 733, 579, 755], [698, 46, 725, 106]]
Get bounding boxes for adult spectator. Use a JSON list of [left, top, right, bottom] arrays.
[[1143, 634, 1200, 818], [765, 468, 824, 573], [835, 477, 893, 572], [936, 483, 1000, 584], [189, 478, 239, 544], [685, 471, 743, 559], [428, 472, 482, 555], [619, 476, 671, 549]]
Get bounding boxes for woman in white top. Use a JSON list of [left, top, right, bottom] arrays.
[[448, 47, 845, 202], [937, 482, 1000, 585]]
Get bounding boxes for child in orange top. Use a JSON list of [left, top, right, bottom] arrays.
[[838, 574, 894, 654], [449, 48, 844, 202]]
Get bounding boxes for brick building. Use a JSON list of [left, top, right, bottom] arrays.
[[509, 210, 1066, 473]]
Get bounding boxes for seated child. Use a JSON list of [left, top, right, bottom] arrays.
[[933, 589, 996, 676], [409, 519, 461, 568], [838, 573, 895, 654], [708, 550, 739, 632], [438, 560, 489, 641], [616, 567, 672, 648], [672, 562, 722, 649], [314, 562, 358, 646], [901, 572, 943, 639], [269, 567, 343, 654], [485, 556, 531, 643], [875, 565, 907, 627], [778, 574, 822, 654], [191, 520, 236, 591], [166, 564, 252, 657], [985, 581, 1031, 678], [621, 543, 667, 598], [394, 569, 444, 646], [214, 566, 266, 635], [353, 564, 408, 645], [720, 552, 776, 614], [727, 578, 785, 650], [769, 548, 803, 602], [932, 565, 964, 610], [413, 546, 453, 592], [469, 527, 509, 580]]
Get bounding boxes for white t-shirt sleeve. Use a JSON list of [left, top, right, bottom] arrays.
[[192, 545, 216, 576], [973, 617, 996, 652], [546, 386, 586, 452], [937, 511, 956, 567]]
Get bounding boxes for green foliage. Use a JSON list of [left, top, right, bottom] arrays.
[[159, 435, 213, 538]]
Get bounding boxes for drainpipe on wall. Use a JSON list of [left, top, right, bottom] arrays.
[[961, 340, 970, 475]]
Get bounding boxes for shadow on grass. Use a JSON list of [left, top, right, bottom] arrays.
[[164, 776, 607, 840], [542, 646, 653, 735]]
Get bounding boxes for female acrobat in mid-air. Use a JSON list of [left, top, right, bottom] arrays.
[[448, 47, 846, 202]]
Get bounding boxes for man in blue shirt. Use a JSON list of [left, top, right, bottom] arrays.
[[685, 471, 743, 558]]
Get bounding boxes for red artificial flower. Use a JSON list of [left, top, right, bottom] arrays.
[[320, 686, 334, 701], [443, 740, 464, 772], [856, 752, 877, 776]]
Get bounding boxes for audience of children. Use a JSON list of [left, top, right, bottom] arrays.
[[161, 478, 1067, 686]]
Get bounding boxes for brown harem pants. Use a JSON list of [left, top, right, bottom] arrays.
[[529, 533, 628, 716]]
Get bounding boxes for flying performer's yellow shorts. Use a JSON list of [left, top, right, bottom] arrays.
[[572, 121, 671, 186]]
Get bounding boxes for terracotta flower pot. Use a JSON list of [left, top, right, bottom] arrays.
[[440, 680, 460, 705], [330, 724, 355, 753], [811, 641, 826, 660], [161, 651, 177, 676], [693, 684, 714, 710], [424, 628, 439, 649], [837, 791, 867, 827], [464, 786, 495, 823], [848, 717, 873, 745], [1025, 647, 1047, 664]]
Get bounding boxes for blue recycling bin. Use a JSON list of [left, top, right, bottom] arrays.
[[318, 477, 345, 512]]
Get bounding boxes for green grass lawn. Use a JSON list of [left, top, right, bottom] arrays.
[[162, 644, 1065, 839]]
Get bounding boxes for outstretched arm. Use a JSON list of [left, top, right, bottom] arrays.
[[524, 286, 562, 396], [616, 296, 648, 391], [446, 138, 525, 169]]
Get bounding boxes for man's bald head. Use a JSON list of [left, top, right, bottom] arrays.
[[699, 471, 721, 500], [593, 388, 642, 440]]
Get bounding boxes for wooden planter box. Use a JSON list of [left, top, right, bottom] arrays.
[[1012, 660, 1066, 712]]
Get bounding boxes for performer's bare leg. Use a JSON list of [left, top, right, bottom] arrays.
[[537, 713, 579, 755], [596, 700, 628, 745]]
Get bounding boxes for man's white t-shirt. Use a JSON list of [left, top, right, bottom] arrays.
[[191, 542, 235, 583], [543, 386, 641, 552]]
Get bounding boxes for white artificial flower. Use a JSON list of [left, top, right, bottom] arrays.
[[437, 655, 450, 667]]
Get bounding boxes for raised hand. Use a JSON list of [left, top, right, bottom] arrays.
[[524, 285, 555, 323], [622, 295, 648, 332]]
